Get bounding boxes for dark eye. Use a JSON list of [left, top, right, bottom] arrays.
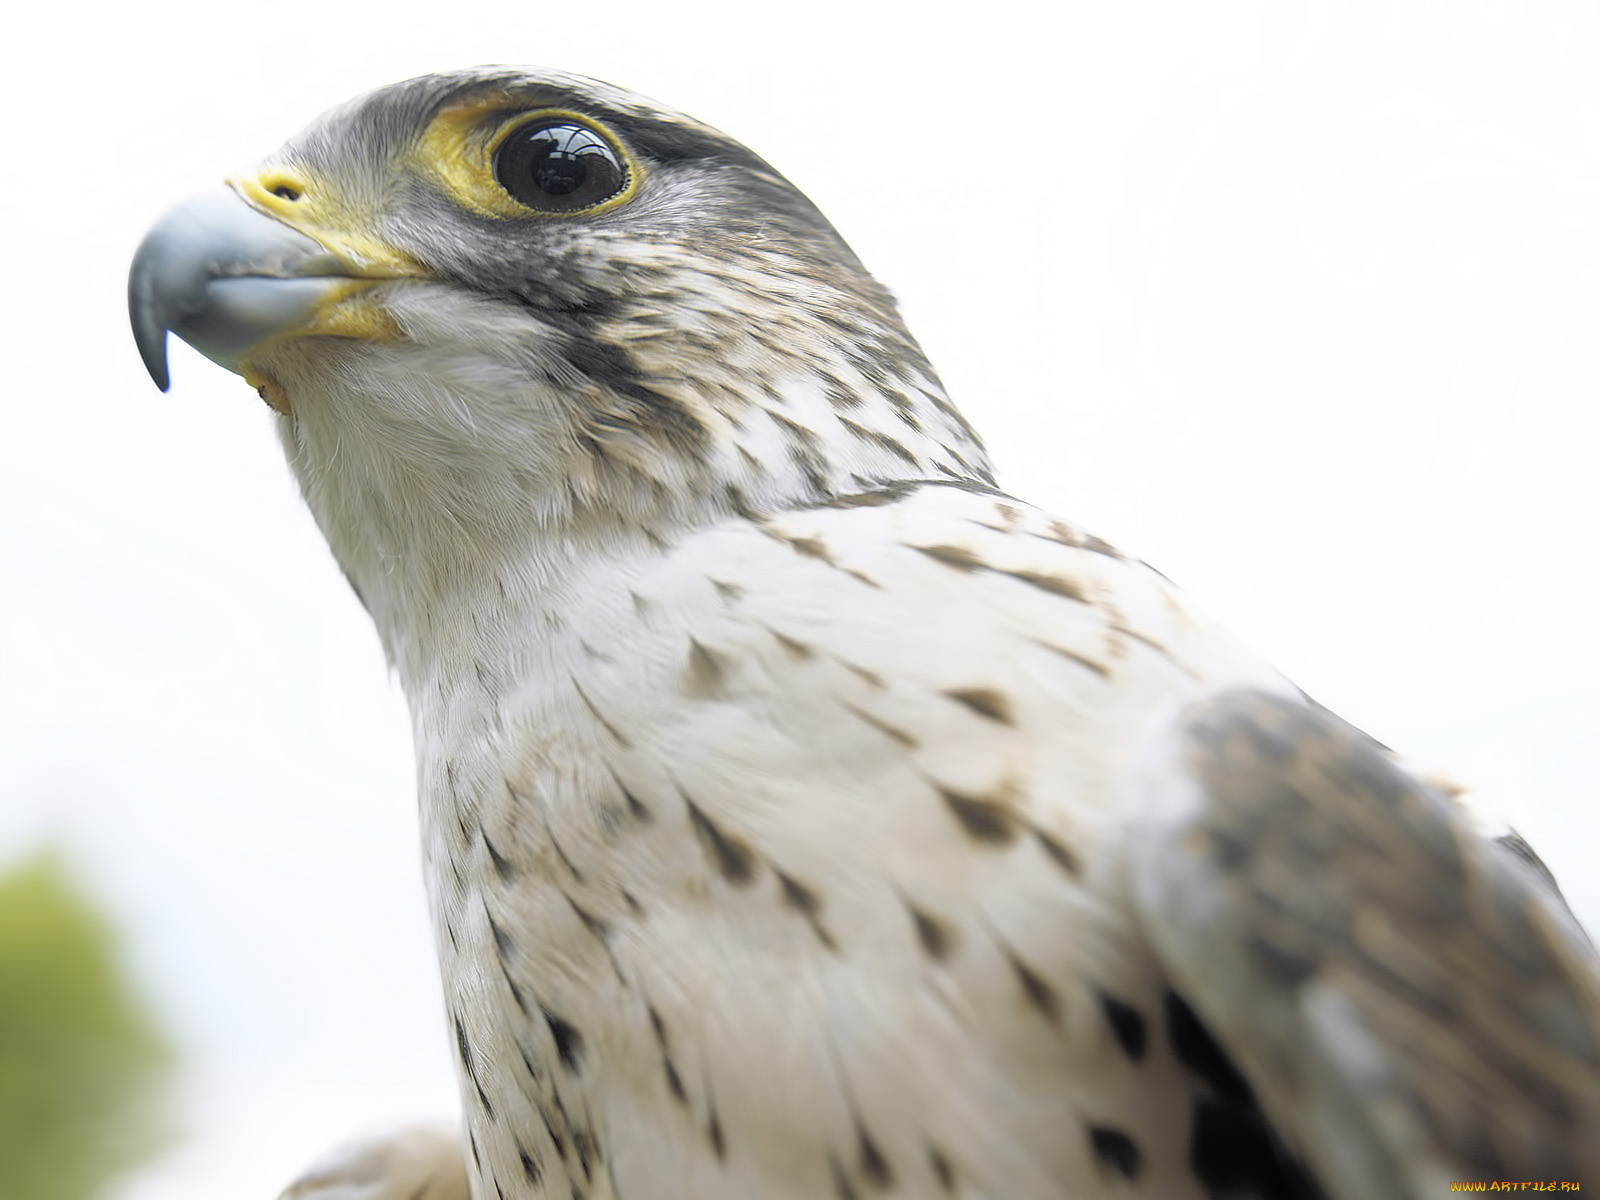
[[493, 120, 629, 213]]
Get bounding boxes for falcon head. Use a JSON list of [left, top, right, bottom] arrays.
[[129, 69, 992, 652]]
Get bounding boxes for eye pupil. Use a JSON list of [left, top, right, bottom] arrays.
[[534, 153, 585, 196], [494, 120, 628, 213]]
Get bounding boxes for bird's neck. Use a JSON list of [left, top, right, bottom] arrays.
[[272, 370, 698, 698], [269, 298, 994, 699]]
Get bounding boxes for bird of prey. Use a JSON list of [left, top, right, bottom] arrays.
[[128, 68, 1600, 1200]]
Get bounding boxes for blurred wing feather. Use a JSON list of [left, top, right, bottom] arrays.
[[1130, 690, 1600, 1199]]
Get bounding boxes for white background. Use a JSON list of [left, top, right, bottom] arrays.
[[3, 1, 1598, 1195]]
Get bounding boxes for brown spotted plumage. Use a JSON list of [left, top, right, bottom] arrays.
[[128, 68, 1600, 1200]]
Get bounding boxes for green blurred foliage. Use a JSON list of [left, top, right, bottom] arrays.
[[0, 853, 172, 1200]]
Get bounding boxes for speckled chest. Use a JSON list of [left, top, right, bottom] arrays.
[[404, 486, 1299, 1199]]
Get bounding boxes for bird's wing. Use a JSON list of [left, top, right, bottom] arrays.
[[1129, 689, 1600, 1197]]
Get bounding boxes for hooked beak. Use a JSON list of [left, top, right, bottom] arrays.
[[128, 185, 408, 392]]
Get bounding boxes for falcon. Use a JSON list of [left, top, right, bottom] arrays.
[[128, 68, 1600, 1200]]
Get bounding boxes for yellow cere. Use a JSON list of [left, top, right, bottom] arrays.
[[417, 97, 642, 219], [231, 170, 428, 278]]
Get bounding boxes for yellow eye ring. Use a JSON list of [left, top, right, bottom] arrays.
[[419, 102, 641, 219]]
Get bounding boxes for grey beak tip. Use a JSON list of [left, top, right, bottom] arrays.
[[137, 331, 173, 392], [129, 248, 174, 392]]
